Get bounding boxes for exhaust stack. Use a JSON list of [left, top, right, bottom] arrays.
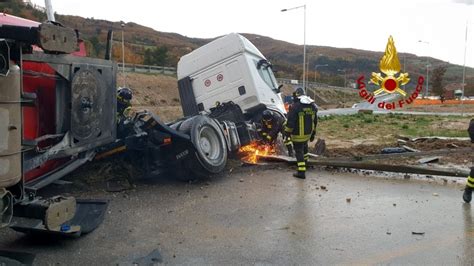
[[44, 0, 55, 22]]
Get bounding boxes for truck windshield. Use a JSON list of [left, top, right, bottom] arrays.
[[256, 60, 279, 93]]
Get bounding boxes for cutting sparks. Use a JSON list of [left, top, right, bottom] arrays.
[[238, 142, 276, 164]]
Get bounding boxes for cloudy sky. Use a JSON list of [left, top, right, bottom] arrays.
[[31, 0, 474, 67]]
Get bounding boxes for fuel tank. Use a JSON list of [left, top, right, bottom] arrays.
[[0, 61, 22, 189]]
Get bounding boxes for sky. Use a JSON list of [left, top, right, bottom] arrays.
[[30, 0, 474, 68]]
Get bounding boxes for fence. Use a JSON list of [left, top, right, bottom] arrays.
[[117, 63, 176, 75]]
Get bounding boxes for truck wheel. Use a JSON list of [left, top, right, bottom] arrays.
[[189, 115, 227, 175], [174, 116, 195, 133]]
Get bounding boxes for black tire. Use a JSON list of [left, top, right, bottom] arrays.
[[189, 115, 227, 175]]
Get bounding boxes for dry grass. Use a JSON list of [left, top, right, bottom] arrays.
[[317, 113, 470, 149]]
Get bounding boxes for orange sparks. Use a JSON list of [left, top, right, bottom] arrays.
[[238, 141, 276, 164]]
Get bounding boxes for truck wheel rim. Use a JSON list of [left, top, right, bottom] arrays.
[[199, 126, 220, 161]]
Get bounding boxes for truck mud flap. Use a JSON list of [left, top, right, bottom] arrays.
[[10, 199, 107, 238]]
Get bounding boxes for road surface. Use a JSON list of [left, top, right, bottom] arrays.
[[0, 164, 472, 265]]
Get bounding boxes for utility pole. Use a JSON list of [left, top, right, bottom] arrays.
[[281, 4, 306, 93], [461, 20, 468, 115], [418, 40, 430, 98], [121, 21, 126, 88], [338, 69, 347, 107], [314, 64, 328, 83]]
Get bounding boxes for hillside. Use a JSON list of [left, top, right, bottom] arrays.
[[2, 0, 474, 94]]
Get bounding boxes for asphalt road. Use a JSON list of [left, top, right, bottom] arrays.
[[0, 164, 473, 265]]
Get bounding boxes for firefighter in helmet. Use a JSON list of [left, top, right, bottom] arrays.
[[260, 109, 294, 157], [117, 87, 133, 121], [463, 119, 474, 203], [284, 87, 318, 179]]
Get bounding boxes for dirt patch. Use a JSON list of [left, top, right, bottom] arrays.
[[317, 139, 473, 166], [429, 121, 468, 131], [404, 104, 474, 113]]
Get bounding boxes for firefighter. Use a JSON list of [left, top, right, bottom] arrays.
[[117, 87, 133, 121], [284, 88, 318, 179], [260, 110, 294, 157], [463, 119, 474, 203]]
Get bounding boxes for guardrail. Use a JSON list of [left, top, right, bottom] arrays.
[[118, 63, 176, 75], [276, 78, 350, 91]]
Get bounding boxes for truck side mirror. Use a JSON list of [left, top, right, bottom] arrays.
[[276, 84, 283, 93]]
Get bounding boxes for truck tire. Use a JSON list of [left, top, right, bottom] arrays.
[[189, 115, 227, 175]]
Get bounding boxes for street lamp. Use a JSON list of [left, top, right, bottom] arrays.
[[121, 21, 126, 88], [338, 69, 347, 107], [418, 40, 430, 97], [337, 69, 346, 88], [281, 4, 306, 93], [314, 64, 328, 83]]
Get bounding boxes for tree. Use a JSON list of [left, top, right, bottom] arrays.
[[143, 46, 168, 66], [89, 36, 103, 57], [431, 65, 447, 96]]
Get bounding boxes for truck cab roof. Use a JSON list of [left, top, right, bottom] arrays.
[[177, 33, 265, 79]]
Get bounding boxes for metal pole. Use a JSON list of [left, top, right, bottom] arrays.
[[461, 20, 468, 115], [314, 63, 328, 83], [121, 22, 125, 88], [426, 62, 429, 97], [44, 0, 55, 21], [418, 40, 430, 98], [344, 72, 347, 88], [403, 53, 406, 90], [281, 5, 306, 93], [303, 5, 306, 94]]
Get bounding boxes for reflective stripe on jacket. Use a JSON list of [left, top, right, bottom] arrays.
[[284, 101, 318, 142]]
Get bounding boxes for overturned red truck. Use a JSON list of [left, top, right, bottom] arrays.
[[0, 14, 287, 236]]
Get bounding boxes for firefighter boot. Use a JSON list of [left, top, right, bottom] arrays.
[[293, 171, 306, 179], [463, 186, 472, 203]]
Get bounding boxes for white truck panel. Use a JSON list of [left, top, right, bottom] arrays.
[[177, 33, 286, 116]]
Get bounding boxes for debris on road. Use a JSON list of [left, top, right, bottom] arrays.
[[314, 139, 326, 155], [418, 157, 440, 164], [259, 154, 469, 177], [410, 136, 470, 142], [381, 147, 408, 154], [402, 145, 420, 152], [106, 177, 132, 193], [447, 143, 459, 149], [346, 198, 351, 203], [265, 226, 290, 232]]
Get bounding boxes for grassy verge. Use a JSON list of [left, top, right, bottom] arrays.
[[318, 113, 470, 145]]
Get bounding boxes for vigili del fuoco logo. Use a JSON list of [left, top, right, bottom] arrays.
[[357, 36, 425, 110]]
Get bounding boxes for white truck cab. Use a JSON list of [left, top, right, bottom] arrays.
[[177, 33, 286, 118]]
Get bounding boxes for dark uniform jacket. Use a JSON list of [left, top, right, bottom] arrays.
[[261, 111, 285, 141], [284, 97, 318, 142]]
